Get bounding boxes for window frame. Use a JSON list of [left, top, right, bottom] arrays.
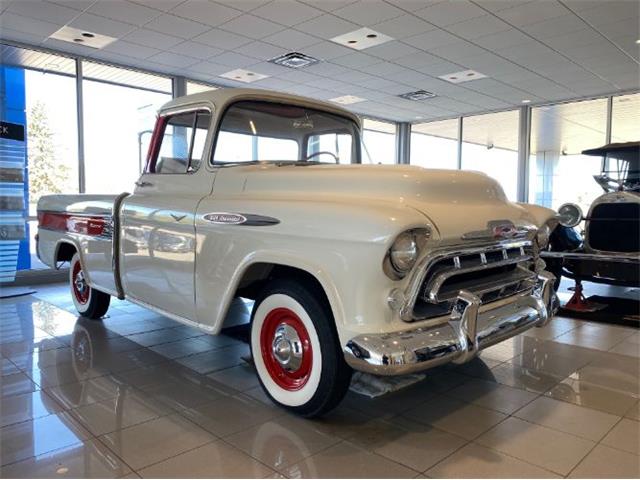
[[146, 105, 212, 175]]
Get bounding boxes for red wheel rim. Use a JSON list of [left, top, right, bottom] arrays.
[[72, 260, 90, 305], [260, 307, 312, 391]]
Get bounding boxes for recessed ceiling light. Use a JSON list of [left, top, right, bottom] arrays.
[[219, 68, 268, 83], [521, 99, 531, 104], [269, 52, 319, 69], [49, 26, 116, 49], [636, 39, 640, 44], [331, 28, 393, 51], [399, 90, 436, 101], [439, 69, 487, 84], [329, 95, 366, 105]]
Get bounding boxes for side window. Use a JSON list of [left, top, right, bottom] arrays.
[[153, 110, 211, 174]]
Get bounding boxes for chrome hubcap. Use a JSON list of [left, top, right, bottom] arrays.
[[272, 323, 303, 372], [75, 271, 86, 294]]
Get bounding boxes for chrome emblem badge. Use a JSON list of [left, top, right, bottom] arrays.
[[492, 224, 518, 239], [203, 212, 247, 225]]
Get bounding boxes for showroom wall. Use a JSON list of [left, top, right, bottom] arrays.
[[2, 41, 638, 274]]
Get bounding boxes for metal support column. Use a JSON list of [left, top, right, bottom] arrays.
[[517, 105, 531, 202], [75, 59, 85, 193], [456, 117, 463, 170], [604, 96, 613, 172], [396, 122, 410, 164], [173, 76, 186, 99]]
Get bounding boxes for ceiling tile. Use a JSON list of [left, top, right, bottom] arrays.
[[48, 0, 98, 11], [276, 69, 317, 83], [303, 40, 354, 60], [471, 28, 531, 51], [145, 13, 210, 39], [215, 0, 272, 11], [188, 60, 233, 76], [415, 1, 486, 27], [263, 28, 320, 49], [372, 14, 437, 39], [251, 1, 323, 26], [364, 61, 407, 76], [574, 1, 639, 27], [192, 28, 253, 49], [383, 0, 446, 12], [168, 41, 224, 60], [123, 28, 184, 49], [493, 0, 569, 27], [446, 14, 511, 40], [303, 61, 352, 77], [428, 41, 487, 62], [521, 14, 587, 39], [103, 39, 162, 59], [244, 60, 290, 76], [87, 1, 159, 26], [219, 14, 285, 39], [210, 51, 259, 67], [394, 51, 444, 68], [0, 11, 61, 37], [403, 28, 460, 50], [0, 25, 51, 44], [171, 1, 241, 27], [234, 40, 287, 61], [365, 41, 421, 60], [331, 52, 381, 68], [149, 50, 200, 68], [7, 0, 79, 24], [129, 0, 183, 11], [69, 12, 136, 37], [332, 0, 404, 26], [294, 13, 358, 39]]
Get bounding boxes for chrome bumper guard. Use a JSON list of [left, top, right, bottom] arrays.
[[344, 271, 558, 376]]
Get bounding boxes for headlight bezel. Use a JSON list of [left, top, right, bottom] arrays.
[[384, 227, 432, 279], [557, 203, 583, 228]]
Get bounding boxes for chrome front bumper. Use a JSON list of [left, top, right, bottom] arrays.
[[344, 271, 558, 376]]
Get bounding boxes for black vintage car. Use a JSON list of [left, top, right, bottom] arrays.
[[542, 141, 640, 289]]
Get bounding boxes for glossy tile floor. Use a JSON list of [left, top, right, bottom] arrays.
[[1, 283, 639, 479]]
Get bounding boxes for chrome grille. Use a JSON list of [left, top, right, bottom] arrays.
[[411, 242, 536, 321]]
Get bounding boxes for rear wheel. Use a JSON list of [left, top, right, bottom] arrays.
[[250, 279, 351, 418], [70, 253, 110, 320]]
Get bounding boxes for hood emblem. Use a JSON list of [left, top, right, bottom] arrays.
[[462, 220, 529, 241], [492, 224, 519, 239]]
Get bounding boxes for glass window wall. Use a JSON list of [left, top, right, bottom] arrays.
[[410, 118, 459, 169], [528, 98, 608, 214], [461, 110, 520, 200], [362, 118, 396, 165], [82, 62, 172, 193]]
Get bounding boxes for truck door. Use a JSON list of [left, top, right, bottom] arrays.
[[120, 106, 213, 321]]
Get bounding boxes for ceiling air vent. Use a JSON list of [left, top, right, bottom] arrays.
[[269, 52, 319, 69], [399, 90, 436, 101]]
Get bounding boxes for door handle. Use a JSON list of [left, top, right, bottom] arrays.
[[135, 181, 153, 187]]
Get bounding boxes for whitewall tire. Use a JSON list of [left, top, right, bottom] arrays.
[[69, 253, 110, 320], [250, 279, 351, 417]]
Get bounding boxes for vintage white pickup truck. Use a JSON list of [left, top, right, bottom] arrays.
[[37, 88, 558, 417]]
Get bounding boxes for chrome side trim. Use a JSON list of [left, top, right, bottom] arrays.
[[345, 272, 556, 376]]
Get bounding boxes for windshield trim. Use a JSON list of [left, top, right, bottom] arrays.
[[208, 99, 363, 168]]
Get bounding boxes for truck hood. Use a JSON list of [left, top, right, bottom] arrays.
[[232, 164, 541, 243]]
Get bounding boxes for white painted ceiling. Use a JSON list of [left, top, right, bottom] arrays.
[[1, 0, 638, 122]]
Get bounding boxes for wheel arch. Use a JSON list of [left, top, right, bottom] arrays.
[[220, 258, 343, 334]]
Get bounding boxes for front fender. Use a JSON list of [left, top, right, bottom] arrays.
[[516, 202, 557, 229]]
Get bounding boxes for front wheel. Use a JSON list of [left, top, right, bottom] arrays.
[[250, 279, 351, 418], [69, 253, 110, 320]]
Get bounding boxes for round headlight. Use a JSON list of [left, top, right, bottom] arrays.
[[557, 203, 583, 228], [390, 232, 418, 273]]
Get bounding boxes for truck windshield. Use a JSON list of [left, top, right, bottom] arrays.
[[212, 100, 362, 165]]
